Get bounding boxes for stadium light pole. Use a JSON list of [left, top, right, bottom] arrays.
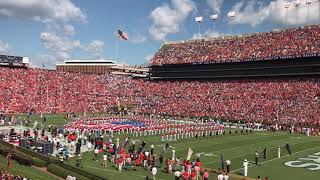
[[227, 11, 236, 35], [318, 0, 320, 24], [284, 2, 290, 29], [195, 16, 203, 38], [306, 0, 312, 26], [294, 0, 301, 27], [210, 14, 219, 34]]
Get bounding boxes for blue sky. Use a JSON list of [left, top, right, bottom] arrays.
[[0, 0, 319, 68]]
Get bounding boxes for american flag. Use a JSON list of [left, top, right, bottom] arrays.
[[117, 29, 128, 40]]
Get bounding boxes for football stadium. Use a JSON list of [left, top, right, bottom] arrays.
[[0, 0, 320, 180]]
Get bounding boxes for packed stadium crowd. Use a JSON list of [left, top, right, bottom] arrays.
[[0, 67, 319, 130], [150, 25, 320, 65], [0, 68, 114, 113]]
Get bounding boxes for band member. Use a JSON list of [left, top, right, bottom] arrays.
[[7, 152, 13, 169]]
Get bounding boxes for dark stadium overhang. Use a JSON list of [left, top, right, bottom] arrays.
[[149, 55, 320, 80]]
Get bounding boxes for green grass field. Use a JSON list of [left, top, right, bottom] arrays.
[[6, 114, 320, 180], [63, 130, 320, 180], [0, 155, 60, 180]]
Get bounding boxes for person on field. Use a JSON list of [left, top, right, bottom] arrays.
[[102, 153, 107, 167], [135, 158, 141, 171], [93, 148, 99, 161], [174, 170, 181, 180], [76, 153, 82, 168], [118, 157, 123, 172], [277, 146, 281, 158], [190, 171, 196, 180], [255, 151, 259, 165], [152, 166, 157, 180], [217, 171, 224, 180], [202, 169, 209, 180], [182, 170, 188, 180], [223, 172, 229, 180], [243, 159, 248, 177], [226, 159, 231, 173], [6, 152, 12, 169]]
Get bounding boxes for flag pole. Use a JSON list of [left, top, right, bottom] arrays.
[[116, 31, 119, 61]]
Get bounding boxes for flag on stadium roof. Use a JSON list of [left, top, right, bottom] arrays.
[[117, 29, 128, 40]]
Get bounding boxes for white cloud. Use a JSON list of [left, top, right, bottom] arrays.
[[192, 33, 203, 39], [40, 32, 81, 52], [145, 54, 154, 62], [86, 40, 105, 55], [229, 0, 320, 27], [269, 0, 319, 26], [33, 54, 58, 69], [39, 30, 106, 68], [0, 40, 9, 54], [64, 24, 75, 36], [192, 29, 224, 39], [149, 0, 197, 41], [206, 0, 224, 14], [36, 39, 105, 68], [0, 0, 86, 22], [229, 0, 270, 27], [40, 31, 81, 64], [131, 34, 147, 44]]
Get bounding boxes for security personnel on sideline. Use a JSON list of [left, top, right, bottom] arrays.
[[255, 151, 259, 165]]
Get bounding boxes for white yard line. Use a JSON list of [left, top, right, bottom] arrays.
[[230, 146, 320, 173]]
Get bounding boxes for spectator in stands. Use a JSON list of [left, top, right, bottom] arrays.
[[151, 25, 320, 65]]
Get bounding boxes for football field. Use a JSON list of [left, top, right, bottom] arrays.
[[64, 129, 320, 180]]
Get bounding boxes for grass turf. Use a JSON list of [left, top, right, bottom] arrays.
[[0, 154, 60, 180]]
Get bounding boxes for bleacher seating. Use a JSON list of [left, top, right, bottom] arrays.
[[0, 67, 319, 127], [150, 25, 320, 65]]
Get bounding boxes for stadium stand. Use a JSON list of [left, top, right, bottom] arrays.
[[150, 25, 320, 65], [0, 67, 319, 127], [0, 26, 319, 129]]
